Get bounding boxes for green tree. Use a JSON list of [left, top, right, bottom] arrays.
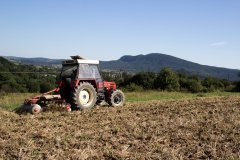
[[0, 84, 13, 92], [185, 79, 203, 93], [0, 57, 58, 93], [40, 82, 51, 93], [40, 76, 56, 93], [235, 81, 240, 92], [124, 83, 143, 91], [202, 77, 224, 92], [234, 72, 240, 92], [180, 75, 203, 93], [154, 68, 180, 91], [27, 80, 40, 92], [130, 72, 156, 89]]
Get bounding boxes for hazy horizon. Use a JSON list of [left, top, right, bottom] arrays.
[[2, 52, 240, 70]]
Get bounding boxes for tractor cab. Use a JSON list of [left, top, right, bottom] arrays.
[[61, 56, 100, 77], [61, 57, 103, 84]]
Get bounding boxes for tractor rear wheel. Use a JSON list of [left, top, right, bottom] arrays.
[[108, 90, 125, 107], [72, 82, 97, 109]]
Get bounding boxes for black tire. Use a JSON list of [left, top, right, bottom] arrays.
[[72, 82, 97, 109], [108, 90, 125, 107], [96, 100, 103, 105]]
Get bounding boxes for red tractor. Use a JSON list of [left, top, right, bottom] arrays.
[[23, 56, 125, 114]]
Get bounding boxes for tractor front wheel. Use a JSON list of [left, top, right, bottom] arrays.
[[108, 90, 125, 107], [73, 82, 97, 109]]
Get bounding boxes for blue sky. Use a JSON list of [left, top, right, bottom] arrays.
[[0, 0, 239, 69]]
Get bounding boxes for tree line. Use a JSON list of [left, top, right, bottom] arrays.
[[1, 56, 240, 93], [0, 57, 57, 93], [102, 68, 240, 93]]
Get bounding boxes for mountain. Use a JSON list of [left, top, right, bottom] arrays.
[[100, 53, 240, 81], [3, 53, 240, 81], [4, 56, 63, 67]]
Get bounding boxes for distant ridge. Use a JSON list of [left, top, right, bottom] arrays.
[[3, 53, 240, 81], [100, 53, 240, 81], [4, 56, 63, 67]]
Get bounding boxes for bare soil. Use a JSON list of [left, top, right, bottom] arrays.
[[0, 96, 240, 159]]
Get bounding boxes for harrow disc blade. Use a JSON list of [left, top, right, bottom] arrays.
[[15, 104, 42, 114], [31, 104, 42, 114]]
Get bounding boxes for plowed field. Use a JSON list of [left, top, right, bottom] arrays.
[[0, 96, 240, 159]]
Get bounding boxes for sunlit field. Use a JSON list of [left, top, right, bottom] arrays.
[[125, 90, 240, 102], [1, 91, 240, 110], [0, 92, 240, 159]]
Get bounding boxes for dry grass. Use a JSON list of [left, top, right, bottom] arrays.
[[0, 96, 240, 159], [0, 93, 36, 110]]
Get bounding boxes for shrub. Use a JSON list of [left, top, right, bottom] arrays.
[[185, 79, 203, 93], [154, 68, 180, 91], [202, 77, 224, 92], [124, 83, 143, 92], [130, 72, 156, 89], [234, 81, 240, 92]]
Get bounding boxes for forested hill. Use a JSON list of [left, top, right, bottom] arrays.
[[4, 53, 240, 81], [100, 53, 240, 81], [0, 57, 57, 92], [5, 56, 63, 67]]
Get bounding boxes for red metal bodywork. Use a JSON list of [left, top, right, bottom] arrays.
[[24, 87, 63, 106], [103, 81, 117, 90], [24, 80, 117, 106]]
